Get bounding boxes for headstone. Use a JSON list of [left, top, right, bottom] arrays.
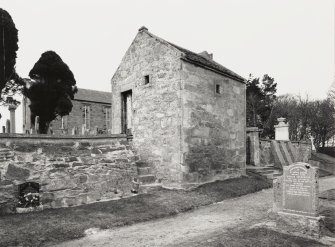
[[35, 116, 40, 134], [282, 162, 318, 216], [81, 124, 86, 135], [2, 126, 5, 133], [274, 117, 289, 141], [6, 120, 10, 133], [273, 162, 325, 238]]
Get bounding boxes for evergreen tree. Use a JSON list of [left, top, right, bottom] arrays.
[[24, 51, 77, 133], [0, 8, 19, 96], [246, 74, 277, 137]]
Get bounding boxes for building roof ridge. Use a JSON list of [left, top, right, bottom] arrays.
[[138, 26, 245, 83]]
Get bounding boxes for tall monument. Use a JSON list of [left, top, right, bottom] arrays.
[[7, 99, 18, 134]]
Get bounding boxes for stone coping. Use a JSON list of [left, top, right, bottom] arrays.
[[0, 133, 127, 140], [0, 133, 130, 145]]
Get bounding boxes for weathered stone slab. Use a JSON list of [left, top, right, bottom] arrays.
[[277, 211, 325, 238], [6, 164, 30, 180], [273, 176, 283, 211], [282, 162, 318, 216]]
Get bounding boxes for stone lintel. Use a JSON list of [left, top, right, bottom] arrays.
[[246, 127, 260, 132]]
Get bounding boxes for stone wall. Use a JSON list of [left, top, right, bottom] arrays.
[[111, 28, 246, 187], [259, 139, 311, 166], [291, 141, 312, 162], [111, 30, 184, 186], [181, 61, 246, 183], [0, 135, 137, 214]]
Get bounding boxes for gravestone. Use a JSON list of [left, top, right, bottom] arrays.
[[282, 162, 318, 216], [2, 126, 5, 133], [6, 120, 10, 133], [273, 162, 325, 238], [35, 116, 40, 134], [81, 124, 86, 135]]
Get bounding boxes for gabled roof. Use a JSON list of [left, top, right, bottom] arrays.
[[74, 88, 111, 104], [140, 27, 245, 83]]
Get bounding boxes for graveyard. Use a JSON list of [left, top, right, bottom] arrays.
[[0, 1, 335, 246], [0, 123, 334, 246]]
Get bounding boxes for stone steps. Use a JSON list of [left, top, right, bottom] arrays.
[[0, 148, 14, 161], [137, 167, 151, 175], [247, 165, 283, 181], [134, 161, 161, 193], [138, 183, 162, 193], [138, 175, 156, 184]]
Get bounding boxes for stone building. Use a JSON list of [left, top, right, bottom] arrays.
[[23, 88, 111, 134], [111, 27, 246, 187]]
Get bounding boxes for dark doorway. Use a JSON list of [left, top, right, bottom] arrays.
[[246, 136, 251, 165], [121, 90, 133, 135]]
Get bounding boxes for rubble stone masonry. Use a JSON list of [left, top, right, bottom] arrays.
[[0, 135, 136, 214], [111, 29, 246, 187], [181, 62, 246, 183]]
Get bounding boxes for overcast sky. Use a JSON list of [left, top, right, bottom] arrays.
[[1, 0, 334, 133]]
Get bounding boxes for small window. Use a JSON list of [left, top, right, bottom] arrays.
[[215, 84, 222, 94], [83, 105, 91, 129], [104, 107, 111, 130], [144, 75, 150, 85]]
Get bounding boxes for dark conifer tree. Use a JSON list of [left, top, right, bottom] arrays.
[[24, 51, 77, 133], [0, 8, 19, 95]]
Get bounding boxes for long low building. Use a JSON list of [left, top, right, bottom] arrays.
[[22, 88, 111, 134]]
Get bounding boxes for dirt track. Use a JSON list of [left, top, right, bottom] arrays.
[[54, 176, 335, 247]]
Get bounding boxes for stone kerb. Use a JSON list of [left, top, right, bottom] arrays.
[[273, 162, 325, 238]]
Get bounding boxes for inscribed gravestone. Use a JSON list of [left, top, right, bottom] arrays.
[[282, 162, 318, 216]]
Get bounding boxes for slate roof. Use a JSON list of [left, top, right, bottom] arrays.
[[169, 43, 245, 83], [142, 27, 245, 83], [74, 88, 111, 104]]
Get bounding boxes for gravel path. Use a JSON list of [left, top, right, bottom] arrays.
[[54, 176, 335, 247]]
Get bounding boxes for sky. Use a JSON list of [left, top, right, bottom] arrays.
[[0, 0, 334, 133]]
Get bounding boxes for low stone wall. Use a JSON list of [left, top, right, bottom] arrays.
[[0, 135, 137, 214], [291, 141, 312, 163]]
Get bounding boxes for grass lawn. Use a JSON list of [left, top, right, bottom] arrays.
[[0, 172, 271, 247]]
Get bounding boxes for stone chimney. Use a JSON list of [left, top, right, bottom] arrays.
[[138, 26, 148, 32], [198, 51, 213, 60]]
